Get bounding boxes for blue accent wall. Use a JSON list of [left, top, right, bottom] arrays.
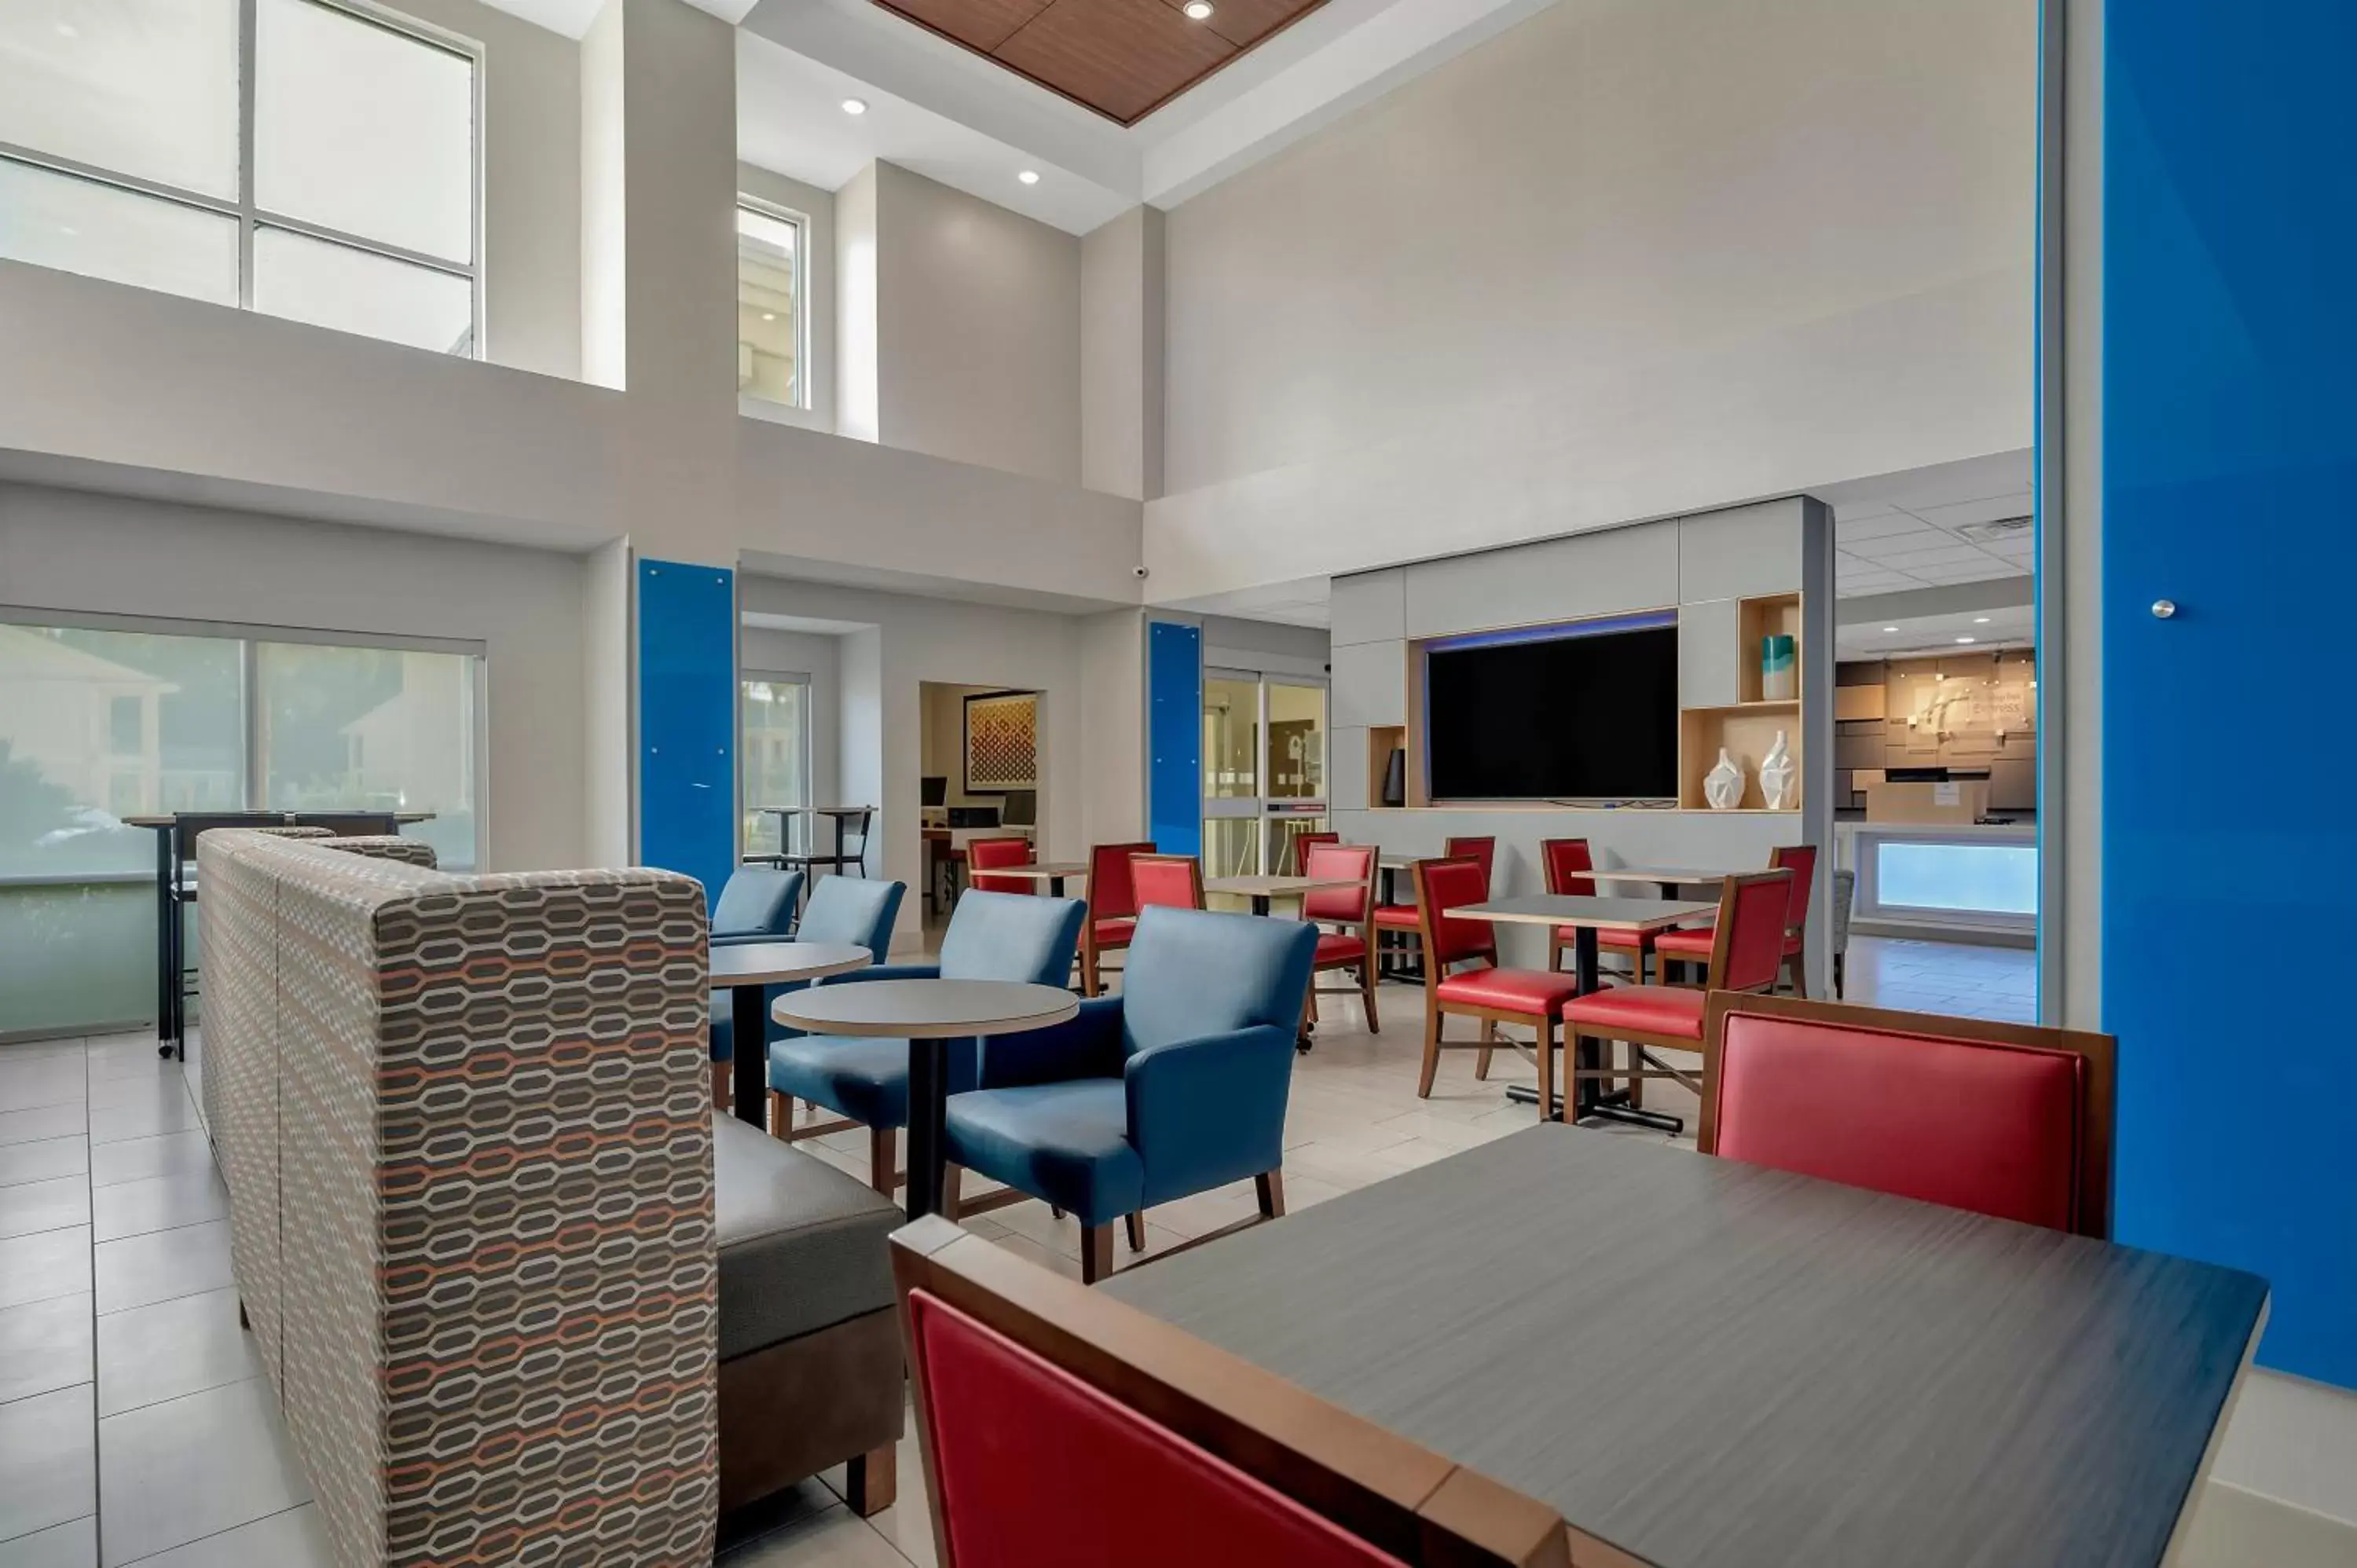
[[2105, 0, 2357, 1388], [1146, 620, 1202, 857], [637, 559, 736, 904]]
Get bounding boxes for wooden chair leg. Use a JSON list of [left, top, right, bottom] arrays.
[[1787, 954, 1810, 999], [1305, 978, 1320, 1025], [768, 1090, 791, 1141], [867, 1127, 896, 1197], [1361, 965, 1380, 1034], [1255, 1169, 1286, 1218], [1537, 1018, 1556, 1122], [1081, 948, 1101, 998], [941, 1163, 962, 1222], [845, 1445, 896, 1517], [1082, 1224, 1114, 1284], [1475, 1017, 1495, 1080], [709, 1060, 730, 1112], [1417, 1001, 1442, 1098], [1124, 1211, 1146, 1251]]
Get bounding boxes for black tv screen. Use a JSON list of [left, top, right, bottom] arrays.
[[1426, 621, 1680, 801]]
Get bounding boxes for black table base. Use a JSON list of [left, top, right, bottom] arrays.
[[731, 981, 768, 1127], [905, 1039, 948, 1220], [1498, 925, 1685, 1134]]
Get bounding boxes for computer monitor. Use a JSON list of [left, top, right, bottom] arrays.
[[999, 789, 1037, 827], [921, 775, 948, 808]]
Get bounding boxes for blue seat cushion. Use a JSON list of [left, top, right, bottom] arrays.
[[768, 1035, 979, 1130], [944, 1081, 1143, 1228]]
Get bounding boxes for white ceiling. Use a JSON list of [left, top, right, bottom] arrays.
[[1836, 605, 2034, 662]]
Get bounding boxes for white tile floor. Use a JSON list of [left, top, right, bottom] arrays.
[[0, 935, 2043, 1566]]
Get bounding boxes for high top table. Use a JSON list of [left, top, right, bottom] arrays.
[[711, 940, 872, 1126], [771, 978, 1077, 1219], [1107, 1125, 2269, 1568]]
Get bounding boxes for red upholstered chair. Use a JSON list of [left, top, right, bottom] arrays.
[[1413, 859, 1582, 1117], [1286, 829, 1340, 877], [1539, 837, 1596, 972], [964, 835, 1034, 896], [1561, 868, 1790, 1124], [1131, 853, 1206, 913], [1654, 844, 1820, 993], [1079, 841, 1155, 996], [1699, 993, 2117, 1237], [893, 1218, 1571, 1568], [1299, 844, 1379, 1034], [1374, 834, 1496, 978]]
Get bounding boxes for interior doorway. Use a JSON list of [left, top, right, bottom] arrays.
[[918, 680, 1043, 927], [1200, 667, 1328, 877]]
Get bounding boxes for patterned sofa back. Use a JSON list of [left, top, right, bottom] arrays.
[[196, 830, 719, 1567]]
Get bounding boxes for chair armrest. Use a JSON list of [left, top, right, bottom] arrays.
[[821, 962, 941, 987], [712, 929, 791, 948], [976, 997, 1124, 1089], [1124, 1025, 1296, 1186]]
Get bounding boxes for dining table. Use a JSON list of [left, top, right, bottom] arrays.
[[970, 861, 1090, 898], [1106, 1124, 2270, 1568], [1201, 873, 1366, 918], [1585, 866, 1739, 899], [769, 977, 1078, 1220], [1453, 894, 1717, 1131], [710, 940, 872, 1126]]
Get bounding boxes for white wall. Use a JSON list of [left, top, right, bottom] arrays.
[[0, 484, 591, 874], [1079, 610, 1146, 846], [874, 163, 1083, 488], [737, 163, 838, 436], [741, 574, 1087, 952], [741, 625, 841, 804], [1080, 207, 1165, 501], [1146, 0, 2036, 602]]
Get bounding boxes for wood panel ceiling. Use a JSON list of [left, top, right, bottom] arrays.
[[873, 0, 1331, 125]]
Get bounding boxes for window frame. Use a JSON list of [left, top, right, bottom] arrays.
[[739, 668, 814, 859], [0, 0, 486, 354], [0, 603, 490, 885], [735, 195, 811, 414]]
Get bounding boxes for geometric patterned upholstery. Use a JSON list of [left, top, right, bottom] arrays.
[[197, 830, 717, 1567]]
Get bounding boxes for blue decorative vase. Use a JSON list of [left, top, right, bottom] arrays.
[[1761, 634, 1797, 701]]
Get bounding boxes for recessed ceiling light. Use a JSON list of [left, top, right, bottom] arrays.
[[1955, 636, 1976, 644], [761, 312, 775, 322], [1882, 625, 1897, 633], [1183, 1, 1215, 17], [841, 97, 868, 115], [1973, 616, 1991, 624], [1017, 169, 1041, 185]]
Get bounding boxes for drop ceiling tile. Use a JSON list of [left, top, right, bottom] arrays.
[[1909, 561, 2021, 583], [1869, 544, 1992, 569], [1842, 530, 1958, 562], [1838, 515, 1938, 544], [1908, 493, 2036, 531]]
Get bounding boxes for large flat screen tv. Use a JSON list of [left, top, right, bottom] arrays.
[[1426, 617, 1680, 801]]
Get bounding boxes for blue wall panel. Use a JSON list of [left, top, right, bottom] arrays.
[[638, 559, 736, 905], [2105, 0, 2357, 1387], [1146, 620, 1202, 857]]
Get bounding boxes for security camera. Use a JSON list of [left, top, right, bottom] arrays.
[[1132, 566, 1150, 579]]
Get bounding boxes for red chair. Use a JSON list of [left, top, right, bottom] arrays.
[[1299, 844, 1379, 1034], [1652, 844, 1820, 992], [1539, 837, 1596, 971], [1286, 829, 1340, 877], [1699, 993, 2117, 1237], [1561, 868, 1789, 1125], [893, 1218, 1571, 1568], [1131, 853, 1205, 912], [1412, 859, 1582, 1117], [964, 835, 1034, 896], [1374, 835, 1496, 978], [1079, 841, 1155, 996]]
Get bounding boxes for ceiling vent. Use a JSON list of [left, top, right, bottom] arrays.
[[1958, 515, 2033, 542]]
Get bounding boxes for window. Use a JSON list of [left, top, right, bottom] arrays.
[[741, 673, 811, 857], [737, 202, 806, 408], [0, 615, 482, 1035], [0, 0, 479, 354]]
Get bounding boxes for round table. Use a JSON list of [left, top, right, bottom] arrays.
[[770, 979, 1079, 1219], [712, 941, 873, 1127]]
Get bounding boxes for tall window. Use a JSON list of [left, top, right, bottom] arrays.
[[0, 0, 480, 354], [741, 672, 812, 858], [736, 201, 806, 408], [0, 616, 482, 1035]]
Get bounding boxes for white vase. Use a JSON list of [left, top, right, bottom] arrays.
[[1759, 731, 1796, 811], [1703, 747, 1745, 811]]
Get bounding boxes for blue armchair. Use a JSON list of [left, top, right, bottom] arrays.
[[711, 875, 905, 1079], [941, 905, 1316, 1283], [768, 890, 1086, 1192], [711, 866, 805, 947]]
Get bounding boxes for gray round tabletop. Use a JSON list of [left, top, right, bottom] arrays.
[[710, 941, 872, 987], [771, 978, 1078, 1038]]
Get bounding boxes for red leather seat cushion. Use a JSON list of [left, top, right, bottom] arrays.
[[911, 1291, 1407, 1568], [1713, 1015, 2084, 1232], [1314, 932, 1366, 965], [1372, 905, 1421, 930], [1435, 966, 1583, 1014], [1560, 985, 1706, 1039], [1654, 926, 1716, 957], [1092, 917, 1136, 947]]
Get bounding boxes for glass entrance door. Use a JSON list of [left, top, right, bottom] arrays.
[[1201, 669, 1328, 877]]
